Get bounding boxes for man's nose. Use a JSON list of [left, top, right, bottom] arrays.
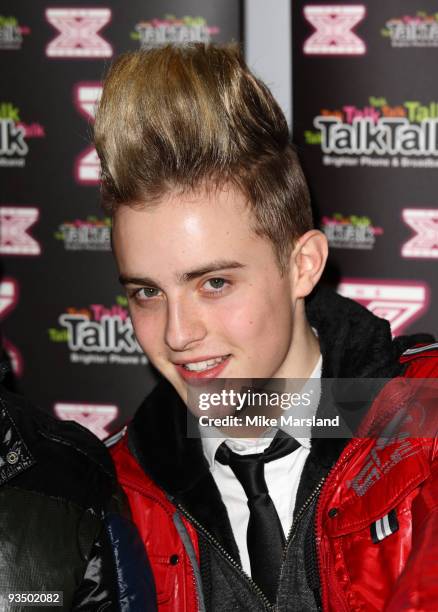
[[164, 296, 207, 351]]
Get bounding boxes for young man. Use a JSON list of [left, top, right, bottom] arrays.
[[95, 44, 438, 611]]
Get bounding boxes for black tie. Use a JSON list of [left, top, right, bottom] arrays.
[[215, 433, 300, 603]]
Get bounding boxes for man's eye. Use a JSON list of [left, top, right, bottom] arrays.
[[135, 287, 161, 300], [204, 278, 227, 291]]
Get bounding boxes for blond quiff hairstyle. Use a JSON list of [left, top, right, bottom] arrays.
[[94, 43, 313, 269]]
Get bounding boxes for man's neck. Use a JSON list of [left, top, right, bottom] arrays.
[[275, 300, 321, 380]]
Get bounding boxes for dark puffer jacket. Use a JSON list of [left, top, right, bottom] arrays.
[[0, 383, 157, 611]]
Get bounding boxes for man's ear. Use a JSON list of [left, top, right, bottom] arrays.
[[289, 230, 328, 299]]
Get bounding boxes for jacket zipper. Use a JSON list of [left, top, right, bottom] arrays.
[[117, 478, 203, 612], [177, 503, 274, 611], [314, 438, 363, 612], [177, 478, 327, 612], [175, 512, 205, 612], [275, 476, 326, 609]]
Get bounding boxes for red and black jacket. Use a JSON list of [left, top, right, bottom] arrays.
[[111, 289, 438, 611]]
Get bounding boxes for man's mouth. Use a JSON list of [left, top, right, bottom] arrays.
[[183, 356, 228, 372], [174, 355, 231, 379]]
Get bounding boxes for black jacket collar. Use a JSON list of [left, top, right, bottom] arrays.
[[128, 287, 416, 556], [0, 397, 35, 486]]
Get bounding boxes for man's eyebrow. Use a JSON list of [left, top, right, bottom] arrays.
[[179, 260, 245, 282], [119, 275, 159, 287], [119, 260, 245, 287]]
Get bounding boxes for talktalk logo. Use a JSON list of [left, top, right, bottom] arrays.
[[49, 298, 146, 366], [0, 278, 22, 376], [306, 97, 438, 169], [0, 119, 27, 167], [0, 207, 41, 256], [322, 212, 383, 250], [55, 216, 111, 251], [74, 83, 102, 184], [303, 5, 366, 55], [402, 209, 438, 259], [0, 102, 45, 140], [131, 14, 220, 49], [45, 8, 112, 58], [382, 12, 438, 48], [0, 15, 31, 50], [0, 103, 45, 168], [54, 403, 118, 439], [337, 279, 429, 335]]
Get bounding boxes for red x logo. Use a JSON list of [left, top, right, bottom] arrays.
[[0, 278, 22, 376], [46, 8, 112, 58], [303, 5, 366, 55], [54, 403, 118, 439], [0, 207, 41, 256], [402, 209, 438, 259], [74, 83, 102, 185], [337, 279, 429, 335]]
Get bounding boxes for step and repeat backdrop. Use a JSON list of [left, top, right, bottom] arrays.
[[2, 1, 436, 440], [293, 1, 437, 339], [0, 0, 242, 438]]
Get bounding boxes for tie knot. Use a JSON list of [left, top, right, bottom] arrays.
[[215, 433, 299, 466], [215, 434, 299, 500]]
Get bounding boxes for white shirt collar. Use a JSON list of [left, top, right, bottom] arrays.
[[200, 354, 322, 468]]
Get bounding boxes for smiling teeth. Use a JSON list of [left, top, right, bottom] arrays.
[[183, 356, 227, 372]]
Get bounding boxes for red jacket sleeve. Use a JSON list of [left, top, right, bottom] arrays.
[[385, 453, 438, 611]]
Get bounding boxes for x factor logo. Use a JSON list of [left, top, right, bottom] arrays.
[[2, 340, 23, 378], [54, 403, 118, 439], [337, 279, 429, 335], [46, 8, 112, 58], [402, 209, 438, 259], [303, 5, 366, 55], [0, 278, 19, 322], [0, 207, 41, 256], [74, 83, 102, 184], [0, 278, 22, 376]]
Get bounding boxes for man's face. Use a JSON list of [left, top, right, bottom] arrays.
[[113, 186, 301, 405]]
